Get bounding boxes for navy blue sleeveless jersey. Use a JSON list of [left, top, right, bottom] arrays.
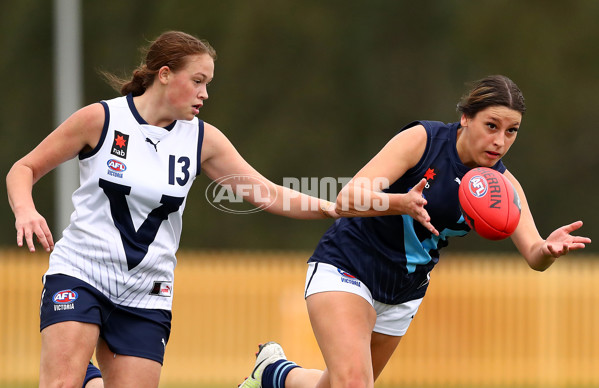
[[309, 120, 506, 305]]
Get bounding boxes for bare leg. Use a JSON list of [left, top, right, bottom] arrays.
[[370, 332, 401, 381], [285, 368, 324, 388], [95, 337, 162, 388], [83, 378, 104, 388], [40, 321, 99, 388], [285, 291, 375, 388], [285, 293, 403, 388]]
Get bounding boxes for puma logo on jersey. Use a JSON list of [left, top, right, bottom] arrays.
[[146, 138, 160, 152], [417, 271, 431, 289]]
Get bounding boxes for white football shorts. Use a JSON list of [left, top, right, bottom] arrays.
[[304, 262, 423, 336]]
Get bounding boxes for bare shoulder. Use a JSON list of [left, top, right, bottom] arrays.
[[384, 124, 428, 165], [200, 122, 237, 162], [14, 103, 108, 177], [392, 124, 427, 144], [55, 103, 104, 138], [202, 121, 225, 141], [200, 122, 255, 181], [502, 169, 522, 188], [353, 124, 428, 182], [67, 103, 106, 128], [60, 103, 107, 151]]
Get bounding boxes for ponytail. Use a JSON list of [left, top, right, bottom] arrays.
[[100, 31, 216, 96]]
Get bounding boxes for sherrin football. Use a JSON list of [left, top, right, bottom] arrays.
[[458, 167, 521, 240]]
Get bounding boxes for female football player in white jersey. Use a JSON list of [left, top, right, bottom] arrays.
[[6, 31, 337, 388], [238, 75, 591, 388]]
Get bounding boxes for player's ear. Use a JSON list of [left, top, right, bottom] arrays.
[[158, 66, 170, 85], [460, 114, 469, 128]]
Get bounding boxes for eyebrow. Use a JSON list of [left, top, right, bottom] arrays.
[[194, 72, 213, 83], [487, 115, 520, 126]]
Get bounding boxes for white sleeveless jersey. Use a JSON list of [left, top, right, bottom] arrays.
[[46, 94, 204, 310]]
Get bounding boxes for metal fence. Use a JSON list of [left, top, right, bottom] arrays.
[[1, 249, 597, 387]]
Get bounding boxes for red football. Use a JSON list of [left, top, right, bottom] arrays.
[[458, 167, 521, 240]]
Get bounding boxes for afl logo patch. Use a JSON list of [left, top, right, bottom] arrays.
[[468, 175, 489, 198], [53, 289, 78, 304], [107, 159, 127, 172]]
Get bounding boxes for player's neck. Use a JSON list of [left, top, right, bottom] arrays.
[[132, 91, 175, 128]]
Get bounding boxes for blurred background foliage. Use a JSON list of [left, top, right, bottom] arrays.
[[1, 0, 597, 252]]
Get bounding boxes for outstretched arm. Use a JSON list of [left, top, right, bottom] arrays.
[[200, 123, 337, 219], [506, 170, 591, 271], [333, 125, 439, 236]]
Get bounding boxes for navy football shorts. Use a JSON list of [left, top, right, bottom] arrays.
[[40, 274, 171, 364]]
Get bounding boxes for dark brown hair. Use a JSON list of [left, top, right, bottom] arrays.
[[457, 75, 526, 117], [102, 31, 217, 96]]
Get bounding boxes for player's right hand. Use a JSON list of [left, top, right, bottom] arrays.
[[15, 209, 54, 252]]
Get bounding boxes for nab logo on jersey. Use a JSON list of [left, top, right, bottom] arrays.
[[423, 167, 437, 190], [111, 131, 129, 158], [52, 289, 78, 304]]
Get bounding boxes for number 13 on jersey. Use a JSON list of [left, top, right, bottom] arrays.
[[169, 155, 191, 186]]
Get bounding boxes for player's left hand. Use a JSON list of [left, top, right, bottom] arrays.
[[542, 221, 591, 258]]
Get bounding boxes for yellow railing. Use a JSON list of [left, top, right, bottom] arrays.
[[1, 249, 598, 387]]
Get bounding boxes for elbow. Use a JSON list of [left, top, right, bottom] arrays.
[[526, 257, 555, 272], [529, 264, 549, 272], [6, 162, 20, 187]]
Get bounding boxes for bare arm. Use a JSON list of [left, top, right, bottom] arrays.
[[506, 170, 591, 271], [200, 123, 336, 219], [6, 103, 106, 252], [334, 125, 439, 235]]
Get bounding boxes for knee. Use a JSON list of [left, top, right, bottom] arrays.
[[40, 376, 86, 388], [328, 366, 373, 388]]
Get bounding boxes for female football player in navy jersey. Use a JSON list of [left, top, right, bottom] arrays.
[[239, 75, 591, 388], [6, 31, 337, 388]]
